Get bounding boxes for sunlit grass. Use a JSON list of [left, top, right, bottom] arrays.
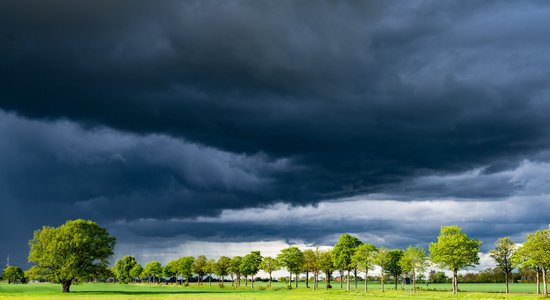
[[0, 282, 545, 299]]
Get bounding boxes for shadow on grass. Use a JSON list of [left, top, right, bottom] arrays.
[[71, 289, 260, 296]]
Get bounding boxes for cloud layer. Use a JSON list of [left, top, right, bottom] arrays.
[[1, 0, 550, 268]]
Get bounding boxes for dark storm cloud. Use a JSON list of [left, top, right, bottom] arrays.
[[3, 0, 550, 191], [1, 111, 549, 266], [0, 111, 297, 220], [0, 111, 293, 265], [2, 0, 550, 266]]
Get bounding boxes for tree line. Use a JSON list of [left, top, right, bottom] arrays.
[[1, 219, 549, 296]]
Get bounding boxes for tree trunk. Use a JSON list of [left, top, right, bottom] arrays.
[[543, 268, 548, 297], [269, 272, 272, 287], [61, 280, 72, 293], [340, 270, 344, 289], [251, 276, 254, 289], [209, 275, 212, 286], [306, 270, 309, 288], [288, 273, 292, 288], [245, 276, 248, 287], [295, 272, 298, 288], [505, 271, 509, 294], [354, 268, 358, 290], [315, 273, 319, 290], [453, 269, 458, 294], [412, 270, 416, 294], [312, 272, 316, 291], [537, 269, 541, 294], [346, 270, 350, 291], [364, 269, 368, 292], [394, 274, 398, 290], [326, 271, 331, 290], [380, 270, 384, 292]]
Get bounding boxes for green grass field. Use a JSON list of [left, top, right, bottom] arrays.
[[0, 282, 546, 300]]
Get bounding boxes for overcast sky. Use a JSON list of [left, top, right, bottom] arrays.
[[1, 0, 550, 270]]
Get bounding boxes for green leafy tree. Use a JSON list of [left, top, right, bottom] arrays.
[[489, 237, 516, 294], [429, 225, 482, 294], [352, 243, 377, 292], [177, 256, 195, 286], [110, 266, 118, 281], [129, 264, 143, 283], [164, 259, 178, 282], [24, 265, 45, 281], [302, 249, 315, 289], [228, 256, 242, 287], [303, 248, 322, 290], [142, 261, 163, 284], [204, 259, 216, 286], [384, 249, 404, 290], [429, 270, 448, 283], [318, 250, 334, 289], [95, 267, 114, 282], [277, 246, 304, 288], [240, 251, 262, 288], [513, 250, 543, 293], [514, 230, 550, 296], [332, 234, 362, 291], [375, 247, 390, 292], [3, 266, 25, 284], [259, 256, 280, 287], [399, 246, 427, 293], [114, 256, 138, 284], [28, 219, 116, 293], [215, 256, 231, 286], [193, 255, 207, 285]]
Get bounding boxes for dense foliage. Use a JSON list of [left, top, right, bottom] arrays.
[[27, 219, 116, 293]]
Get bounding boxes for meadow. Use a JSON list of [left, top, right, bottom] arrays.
[[0, 282, 545, 300]]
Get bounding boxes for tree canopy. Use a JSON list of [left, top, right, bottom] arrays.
[[3, 266, 25, 284], [331, 233, 362, 290], [142, 261, 163, 283], [514, 230, 550, 296], [259, 256, 280, 286], [214, 256, 231, 285], [277, 246, 304, 288], [240, 251, 262, 288], [318, 250, 334, 289], [28, 219, 116, 293], [129, 264, 143, 282], [193, 255, 207, 284], [352, 243, 377, 292], [429, 225, 481, 294], [489, 237, 516, 294], [204, 259, 216, 286], [228, 256, 242, 286], [384, 249, 404, 290], [399, 246, 427, 293], [375, 247, 390, 292], [114, 256, 138, 284]]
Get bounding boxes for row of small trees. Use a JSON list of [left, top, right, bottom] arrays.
[[107, 225, 549, 296], [112, 251, 263, 287], [4, 219, 549, 295]]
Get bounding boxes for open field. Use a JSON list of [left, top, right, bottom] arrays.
[[0, 282, 546, 300]]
